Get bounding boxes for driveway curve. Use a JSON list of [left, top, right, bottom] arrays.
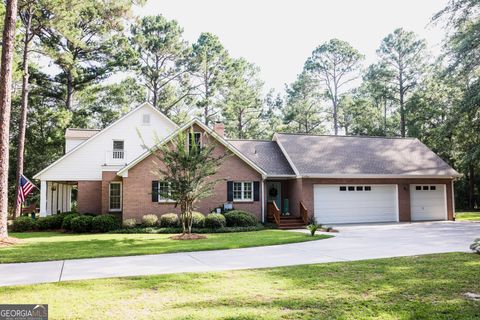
[[0, 221, 478, 287]]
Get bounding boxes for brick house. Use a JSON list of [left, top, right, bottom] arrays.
[[34, 102, 460, 227]]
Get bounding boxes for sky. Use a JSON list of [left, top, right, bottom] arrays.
[[134, 0, 449, 93]]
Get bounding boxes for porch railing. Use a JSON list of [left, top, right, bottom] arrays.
[[300, 201, 308, 224], [267, 201, 281, 226], [105, 150, 127, 165]]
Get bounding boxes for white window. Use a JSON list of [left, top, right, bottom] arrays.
[[113, 140, 124, 159], [158, 181, 173, 202], [109, 182, 122, 211], [142, 114, 150, 125], [188, 132, 202, 151], [233, 181, 253, 201]]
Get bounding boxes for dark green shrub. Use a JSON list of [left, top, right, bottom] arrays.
[[159, 213, 179, 227], [204, 213, 226, 229], [223, 210, 257, 227], [11, 216, 35, 232], [62, 213, 80, 230], [92, 214, 120, 233], [141, 214, 159, 227], [70, 215, 93, 233], [36, 214, 65, 230], [191, 211, 205, 228]]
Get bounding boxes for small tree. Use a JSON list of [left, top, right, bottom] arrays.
[[154, 130, 226, 235]]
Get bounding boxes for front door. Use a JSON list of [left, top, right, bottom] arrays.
[[267, 181, 282, 211]]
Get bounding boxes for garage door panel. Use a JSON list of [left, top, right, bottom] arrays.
[[314, 185, 397, 224], [410, 184, 446, 221]]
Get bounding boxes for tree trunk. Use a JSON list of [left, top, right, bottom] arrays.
[[152, 81, 158, 108], [399, 71, 406, 137], [383, 100, 387, 135], [0, 0, 19, 239], [469, 164, 475, 210], [333, 99, 338, 135], [13, 8, 33, 219], [66, 71, 74, 110]]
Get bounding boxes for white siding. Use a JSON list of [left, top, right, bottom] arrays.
[[36, 104, 177, 181], [65, 139, 86, 153]]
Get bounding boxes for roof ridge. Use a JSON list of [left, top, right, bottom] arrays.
[[228, 139, 273, 142], [66, 128, 101, 131], [275, 132, 417, 140]]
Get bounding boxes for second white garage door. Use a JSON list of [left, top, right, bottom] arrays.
[[410, 184, 447, 221], [314, 184, 398, 224]]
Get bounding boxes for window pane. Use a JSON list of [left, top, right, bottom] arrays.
[[423, 186, 429, 190], [415, 186, 421, 190], [348, 186, 355, 191], [158, 182, 170, 200], [356, 186, 363, 191], [233, 182, 242, 200], [339, 186, 346, 191], [110, 183, 121, 210], [365, 186, 371, 191], [113, 141, 124, 150], [243, 182, 253, 200], [430, 186, 436, 191]]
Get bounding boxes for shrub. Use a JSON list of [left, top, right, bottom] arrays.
[[11, 216, 35, 232], [142, 214, 159, 227], [35, 214, 65, 230], [123, 218, 137, 228], [191, 211, 205, 228], [223, 210, 257, 227], [159, 213, 178, 227], [70, 215, 93, 233], [92, 214, 120, 233], [306, 217, 321, 236], [204, 213, 226, 229], [62, 213, 79, 230], [471, 238, 480, 254]]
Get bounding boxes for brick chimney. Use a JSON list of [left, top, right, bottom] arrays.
[[213, 121, 225, 138]]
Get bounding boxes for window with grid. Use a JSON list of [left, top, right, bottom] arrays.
[[233, 182, 253, 201], [188, 132, 202, 152], [158, 182, 172, 202], [113, 140, 124, 159], [109, 183, 121, 211]]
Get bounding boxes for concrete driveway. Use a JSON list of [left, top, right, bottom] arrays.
[[0, 221, 478, 287]]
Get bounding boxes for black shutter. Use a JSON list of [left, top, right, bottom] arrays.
[[253, 181, 260, 201], [227, 181, 233, 201], [152, 181, 159, 202]]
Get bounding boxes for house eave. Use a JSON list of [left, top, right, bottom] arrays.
[[299, 174, 460, 179]]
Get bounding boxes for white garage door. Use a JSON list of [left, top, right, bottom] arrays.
[[314, 184, 398, 224], [410, 184, 447, 221]]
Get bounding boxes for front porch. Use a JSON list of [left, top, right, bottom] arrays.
[[265, 179, 308, 229], [39, 181, 77, 216]]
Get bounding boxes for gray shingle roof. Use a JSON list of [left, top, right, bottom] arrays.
[[228, 140, 295, 176], [275, 133, 459, 177]]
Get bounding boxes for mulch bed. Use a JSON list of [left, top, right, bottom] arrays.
[[169, 233, 207, 240], [0, 237, 22, 247]]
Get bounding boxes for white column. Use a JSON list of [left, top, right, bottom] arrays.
[[40, 180, 47, 217], [261, 179, 265, 223]]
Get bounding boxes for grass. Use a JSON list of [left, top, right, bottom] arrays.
[[1, 230, 330, 263], [456, 211, 480, 221], [0, 253, 478, 319]]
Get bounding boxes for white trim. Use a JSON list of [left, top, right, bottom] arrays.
[[117, 118, 267, 178], [157, 181, 174, 203], [261, 179, 265, 223], [395, 184, 400, 222], [33, 102, 178, 180], [451, 180, 455, 219], [300, 174, 459, 179], [444, 183, 448, 220], [273, 133, 300, 177], [232, 181, 254, 202], [40, 180, 47, 217], [109, 181, 122, 212]]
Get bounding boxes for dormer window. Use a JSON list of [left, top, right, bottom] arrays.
[[113, 140, 124, 159], [142, 114, 150, 126]]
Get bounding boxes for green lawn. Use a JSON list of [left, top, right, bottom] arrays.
[[0, 253, 478, 319], [456, 211, 480, 221], [1, 230, 330, 263]]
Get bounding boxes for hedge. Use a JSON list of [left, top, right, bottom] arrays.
[[70, 215, 93, 233], [92, 214, 120, 232], [204, 213, 226, 229], [223, 210, 257, 227]]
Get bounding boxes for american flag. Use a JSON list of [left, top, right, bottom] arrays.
[[17, 174, 36, 205]]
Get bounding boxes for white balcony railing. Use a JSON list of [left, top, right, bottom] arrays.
[[105, 150, 127, 165]]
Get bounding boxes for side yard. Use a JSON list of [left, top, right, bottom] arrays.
[[456, 211, 480, 221], [1, 230, 330, 263], [0, 253, 478, 319]]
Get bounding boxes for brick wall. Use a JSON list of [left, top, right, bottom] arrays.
[[77, 181, 102, 214], [122, 126, 263, 222]]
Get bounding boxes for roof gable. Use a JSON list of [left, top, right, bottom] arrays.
[[117, 119, 267, 177], [34, 102, 178, 180]]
